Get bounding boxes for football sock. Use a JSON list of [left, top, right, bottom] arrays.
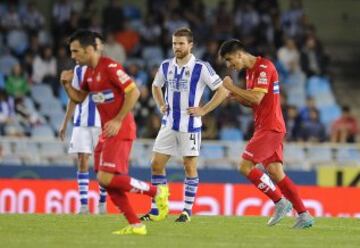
[[99, 185, 107, 204], [107, 188, 140, 224], [247, 168, 282, 202], [77, 171, 89, 206], [277, 176, 306, 214], [108, 174, 157, 197], [183, 177, 199, 215]]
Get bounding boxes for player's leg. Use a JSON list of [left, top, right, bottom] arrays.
[[91, 127, 107, 214], [97, 170, 169, 230], [175, 156, 198, 222], [140, 152, 170, 221], [69, 127, 92, 214], [239, 159, 283, 202], [175, 131, 201, 222], [96, 139, 169, 234], [267, 162, 314, 228], [140, 126, 175, 221], [77, 153, 91, 214]]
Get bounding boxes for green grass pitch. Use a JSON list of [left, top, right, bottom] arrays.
[[0, 215, 359, 248]]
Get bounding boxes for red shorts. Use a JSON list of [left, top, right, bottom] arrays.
[[242, 130, 285, 167], [94, 135, 133, 174]]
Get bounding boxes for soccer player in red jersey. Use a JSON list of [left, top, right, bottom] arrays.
[[60, 30, 169, 235], [219, 39, 314, 229]]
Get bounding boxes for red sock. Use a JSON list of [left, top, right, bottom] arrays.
[[247, 168, 282, 202], [108, 174, 157, 197], [277, 176, 306, 213], [107, 188, 140, 224]]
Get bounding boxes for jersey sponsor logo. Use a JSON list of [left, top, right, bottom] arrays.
[[116, 69, 131, 84], [91, 90, 114, 103]]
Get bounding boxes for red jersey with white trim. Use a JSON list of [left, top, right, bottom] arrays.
[[246, 57, 286, 133], [81, 57, 136, 140]]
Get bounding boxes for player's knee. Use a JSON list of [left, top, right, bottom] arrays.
[[96, 172, 111, 187], [77, 154, 89, 172], [238, 162, 252, 176]]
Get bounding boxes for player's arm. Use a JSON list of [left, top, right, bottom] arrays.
[[152, 84, 168, 114], [60, 70, 88, 104], [223, 76, 265, 106], [103, 64, 140, 137], [187, 85, 229, 117], [58, 100, 76, 141], [229, 93, 253, 107]]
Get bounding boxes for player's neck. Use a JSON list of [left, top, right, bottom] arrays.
[[176, 53, 192, 67], [245, 55, 258, 69], [88, 54, 101, 68]]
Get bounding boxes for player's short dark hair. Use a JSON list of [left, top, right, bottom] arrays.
[[173, 27, 193, 43], [219, 39, 246, 58], [93, 31, 105, 42], [68, 29, 97, 49]]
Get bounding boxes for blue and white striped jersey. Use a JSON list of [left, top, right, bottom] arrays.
[[71, 65, 101, 127], [153, 54, 222, 133]]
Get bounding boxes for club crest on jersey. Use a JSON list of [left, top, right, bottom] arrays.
[[91, 90, 114, 103], [258, 71, 268, 85]]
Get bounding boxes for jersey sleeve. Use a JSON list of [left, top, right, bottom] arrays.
[[107, 62, 136, 93], [201, 62, 222, 91], [72, 65, 85, 90], [152, 63, 167, 87], [252, 64, 274, 93]]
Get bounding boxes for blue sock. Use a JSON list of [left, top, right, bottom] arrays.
[[77, 171, 89, 206], [184, 177, 199, 216], [99, 185, 107, 203], [150, 174, 167, 215]]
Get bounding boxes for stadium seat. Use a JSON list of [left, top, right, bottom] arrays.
[[336, 146, 360, 164], [130, 141, 153, 167], [31, 84, 54, 104], [31, 124, 55, 138], [319, 104, 341, 129], [219, 127, 243, 141], [306, 145, 333, 166], [284, 144, 307, 169]]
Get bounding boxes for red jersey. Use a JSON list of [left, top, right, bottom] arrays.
[[246, 57, 286, 133], [81, 57, 136, 140]]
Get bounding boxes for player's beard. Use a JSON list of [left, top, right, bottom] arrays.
[[175, 50, 189, 59]]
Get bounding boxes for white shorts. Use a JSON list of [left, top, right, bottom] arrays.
[[153, 125, 201, 157], [68, 126, 101, 154]]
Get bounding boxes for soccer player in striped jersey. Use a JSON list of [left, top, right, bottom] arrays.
[[59, 34, 107, 214], [219, 39, 314, 229], [140, 27, 228, 222]]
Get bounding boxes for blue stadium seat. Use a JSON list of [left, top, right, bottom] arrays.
[[336, 147, 360, 164], [306, 145, 333, 165], [219, 127, 243, 141], [201, 143, 225, 160], [306, 76, 332, 96], [31, 124, 55, 138], [319, 104, 341, 128]]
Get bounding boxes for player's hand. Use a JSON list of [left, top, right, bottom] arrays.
[[187, 107, 206, 117], [159, 104, 168, 115], [60, 70, 74, 87], [223, 76, 234, 90], [58, 122, 67, 141], [104, 119, 122, 137]]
